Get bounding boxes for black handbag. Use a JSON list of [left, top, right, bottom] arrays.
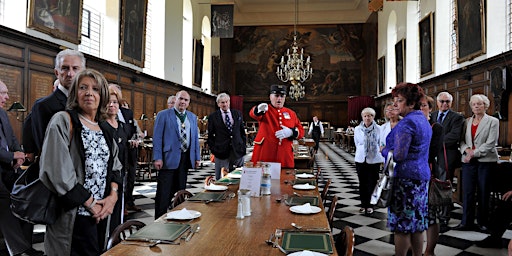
[[10, 160, 61, 225], [428, 143, 453, 206], [371, 151, 394, 208]]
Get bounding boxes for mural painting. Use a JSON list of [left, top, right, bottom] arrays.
[[233, 24, 364, 100]]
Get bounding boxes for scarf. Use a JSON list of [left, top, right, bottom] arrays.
[[360, 121, 379, 160], [174, 109, 186, 123]]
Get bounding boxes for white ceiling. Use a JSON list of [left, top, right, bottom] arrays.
[[207, 0, 372, 26]]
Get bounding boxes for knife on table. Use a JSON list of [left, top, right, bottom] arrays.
[[185, 224, 200, 242]]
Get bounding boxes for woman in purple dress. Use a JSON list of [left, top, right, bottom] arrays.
[[381, 83, 432, 256]]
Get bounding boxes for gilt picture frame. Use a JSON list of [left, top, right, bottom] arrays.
[[27, 0, 83, 44], [455, 0, 486, 63], [419, 12, 434, 77], [120, 0, 148, 67]]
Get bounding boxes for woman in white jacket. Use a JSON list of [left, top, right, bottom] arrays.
[[354, 107, 384, 214]]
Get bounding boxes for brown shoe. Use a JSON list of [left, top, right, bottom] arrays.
[[126, 205, 143, 212]]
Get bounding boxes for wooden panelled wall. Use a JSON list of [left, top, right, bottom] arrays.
[[375, 50, 512, 147], [0, 25, 216, 141]]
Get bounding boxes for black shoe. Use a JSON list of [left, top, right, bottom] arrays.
[[452, 224, 476, 231], [439, 224, 450, 233], [476, 236, 502, 248], [14, 248, 44, 256], [478, 225, 489, 233]]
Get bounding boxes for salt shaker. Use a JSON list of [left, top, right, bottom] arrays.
[[236, 190, 244, 219], [241, 189, 251, 217]]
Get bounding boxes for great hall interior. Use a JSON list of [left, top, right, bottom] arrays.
[[1, 0, 512, 255]]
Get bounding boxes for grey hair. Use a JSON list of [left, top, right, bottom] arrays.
[[167, 95, 176, 103], [469, 94, 490, 109], [55, 49, 86, 70], [216, 92, 230, 103], [361, 107, 376, 117], [436, 91, 453, 102]]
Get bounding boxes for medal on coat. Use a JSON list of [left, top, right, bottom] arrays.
[[283, 112, 291, 119], [181, 123, 185, 128]]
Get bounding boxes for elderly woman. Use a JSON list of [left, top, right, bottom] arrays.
[[39, 69, 122, 255], [382, 83, 432, 256], [420, 95, 445, 256], [354, 107, 384, 214], [454, 94, 499, 232], [380, 102, 400, 148]]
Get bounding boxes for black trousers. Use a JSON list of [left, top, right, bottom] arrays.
[[71, 215, 108, 255], [355, 162, 380, 208]]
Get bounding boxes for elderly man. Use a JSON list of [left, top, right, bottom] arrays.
[[153, 90, 200, 218], [0, 80, 44, 256], [23, 49, 86, 161], [167, 95, 176, 109], [207, 93, 246, 180], [250, 84, 304, 168], [431, 91, 464, 232]]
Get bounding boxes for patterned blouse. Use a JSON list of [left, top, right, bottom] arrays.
[[77, 126, 110, 216]]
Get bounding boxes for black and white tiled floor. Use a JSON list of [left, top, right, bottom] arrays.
[[29, 142, 510, 255]]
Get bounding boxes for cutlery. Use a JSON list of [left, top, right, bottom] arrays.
[[122, 239, 180, 247], [293, 192, 302, 197], [185, 224, 200, 242], [291, 222, 302, 229], [204, 199, 214, 204]]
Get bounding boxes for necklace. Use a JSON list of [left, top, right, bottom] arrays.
[[78, 113, 98, 126]]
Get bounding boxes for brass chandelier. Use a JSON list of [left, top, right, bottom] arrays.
[[276, 0, 313, 100]]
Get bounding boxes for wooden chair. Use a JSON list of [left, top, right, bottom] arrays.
[[320, 179, 332, 205], [106, 220, 146, 250], [136, 146, 155, 181], [327, 196, 338, 230], [335, 225, 355, 256], [171, 189, 193, 209], [315, 167, 322, 181]]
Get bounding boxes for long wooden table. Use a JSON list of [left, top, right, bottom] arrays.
[[103, 170, 337, 256]]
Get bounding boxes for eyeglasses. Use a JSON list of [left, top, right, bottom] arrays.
[[438, 100, 451, 104]]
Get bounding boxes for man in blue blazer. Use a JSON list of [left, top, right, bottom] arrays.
[[0, 80, 43, 256], [207, 93, 246, 180], [153, 90, 200, 218]]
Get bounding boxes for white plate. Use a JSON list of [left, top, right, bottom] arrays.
[[205, 184, 228, 191], [289, 205, 322, 214], [227, 173, 242, 179], [165, 210, 202, 220], [296, 173, 315, 179], [288, 251, 328, 256], [293, 184, 316, 190]]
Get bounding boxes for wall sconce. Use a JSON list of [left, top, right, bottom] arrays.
[[7, 101, 26, 121]]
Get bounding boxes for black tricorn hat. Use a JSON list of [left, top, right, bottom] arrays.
[[270, 84, 287, 95]]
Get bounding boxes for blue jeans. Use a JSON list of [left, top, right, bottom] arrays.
[[461, 161, 493, 226]]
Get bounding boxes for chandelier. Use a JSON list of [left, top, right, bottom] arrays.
[[276, 0, 313, 100]]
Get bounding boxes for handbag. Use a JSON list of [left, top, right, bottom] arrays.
[[371, 151, 394, 208], [428, 143, 453, 206], [10, 160, 61, 224]]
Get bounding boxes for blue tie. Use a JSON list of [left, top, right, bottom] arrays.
[[224, 111, 232, 132], [437, 112, 445, 124]]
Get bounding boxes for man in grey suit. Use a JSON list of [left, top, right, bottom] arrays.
[[207, 93, 246, 180], [0, 80, 43, 256], [153, 90, 200, 218], [431, 91, 464, 231]]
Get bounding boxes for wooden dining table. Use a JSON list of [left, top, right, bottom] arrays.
[[102, 169, 338, 256]]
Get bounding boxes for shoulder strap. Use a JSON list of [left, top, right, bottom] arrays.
[[66, 112, 73, 146]]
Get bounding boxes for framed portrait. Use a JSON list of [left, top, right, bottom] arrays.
[[455, 0, 486, 63], [419, 12, 434, 77], [377, 56, 385, 94], [27, 0, 83, 44], [193, 39, 204, 86], [120, 0, 148, 67], [395, 39, 405, 84]]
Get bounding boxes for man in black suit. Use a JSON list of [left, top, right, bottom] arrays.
[[23, 49, 86, 161], [0, 80, 43, 256], [207, 93, 246, 180], [431, 91, 464, 231]]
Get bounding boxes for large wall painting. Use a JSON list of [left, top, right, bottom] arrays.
[[233, 24, 364, 100]]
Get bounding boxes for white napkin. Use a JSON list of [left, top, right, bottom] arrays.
[[289, 250, 327, 256], [168, 208, 193, 219], [294, 203, 313, 213]]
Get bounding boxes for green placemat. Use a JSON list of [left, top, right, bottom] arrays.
[[282, 232, 333, 254], [295, 169, 314, 174], [215, 177, 240, 184], [127, 223, 190, 242], [292, 179, 317, 185], [285, 196, 319, 206], [187, 191, 226, 201]]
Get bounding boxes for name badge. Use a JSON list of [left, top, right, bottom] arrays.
[[283, 112, 291, 119]]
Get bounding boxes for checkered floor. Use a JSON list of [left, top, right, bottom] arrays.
[[28, 142, 510, 255]]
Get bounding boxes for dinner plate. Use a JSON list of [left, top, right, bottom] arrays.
[[165, 210, 202, 220], [287, 251, 328, 256], [296, 173, 315, 179], [226, 173, 242, 179], [293, 184, 316, 190], [205, 184, 228, 191], [289, 205, 322, 214]]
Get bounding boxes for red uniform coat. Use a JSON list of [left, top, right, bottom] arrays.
[[249, 105, 304, 168]]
